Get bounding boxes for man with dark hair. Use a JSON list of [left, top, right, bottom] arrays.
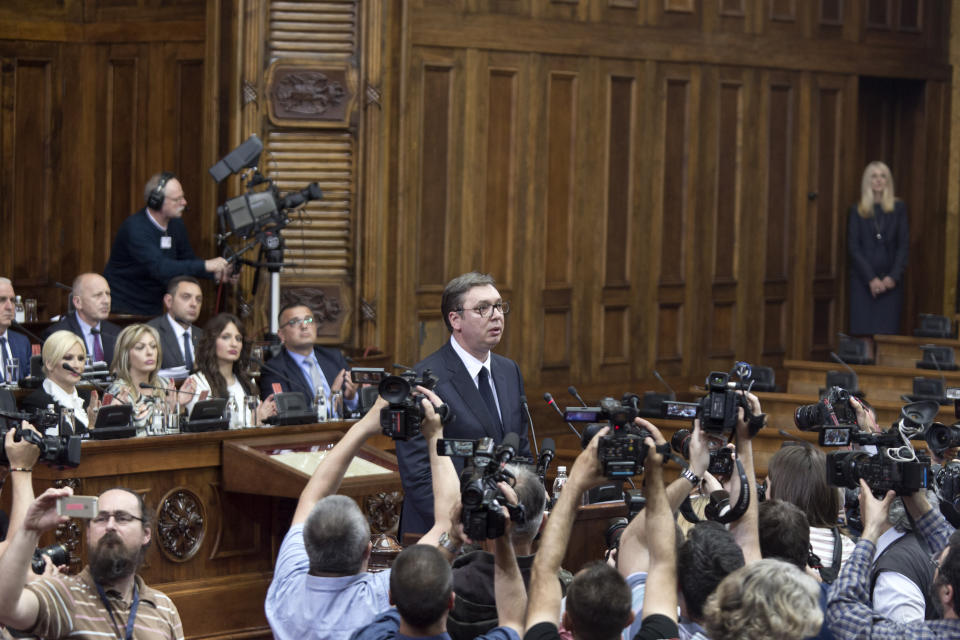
[[43, 273, 121, 364], [677, 522, 746, 625], [397, 271, 529, 536], [827, 480, 960, 638], [258, 301, 357, 414], [265, 388, 456, 640], [0, 486, 184, 639], [147, 275, 204, 377], [524, 421, 679, 640], [758, 500, 811, 570], [351, 508, 525, 640], [104, 171, 232, 315]]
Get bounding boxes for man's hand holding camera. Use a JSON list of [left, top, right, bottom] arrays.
[[6, 422, 41, 472]]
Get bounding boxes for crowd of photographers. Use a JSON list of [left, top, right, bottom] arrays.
[[259, 368, 960, 640], [6, 366, 960, 639]]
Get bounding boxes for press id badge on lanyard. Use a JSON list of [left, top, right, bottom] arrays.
[[160, 236, 172, 249]]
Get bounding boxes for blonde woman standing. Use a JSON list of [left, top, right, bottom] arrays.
[[848, 161, 909, 337]]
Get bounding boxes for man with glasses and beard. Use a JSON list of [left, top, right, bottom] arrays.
[[0, 486, 184, 639]]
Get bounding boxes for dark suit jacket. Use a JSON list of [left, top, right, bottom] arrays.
[[147, 316, 203, 371], [3, 330, 32, 382], [396, 340, 529, 536], [258, 346, 349, 401], [20, 387, 91, 435], [42, 312, 121, 365]]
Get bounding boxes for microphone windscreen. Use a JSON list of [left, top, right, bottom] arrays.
[[542, 437, 555, 454], [567, 385, 578, 395], [62, 363, 78, 373], [543, 392, 553, 403], [501, 432, 520, 452], [139, 382, 153, 390]]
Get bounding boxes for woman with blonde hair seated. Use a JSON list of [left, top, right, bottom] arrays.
[[183, 313, 276, 428], [21, 330, 102, 434], [108, 323, 193, 433]]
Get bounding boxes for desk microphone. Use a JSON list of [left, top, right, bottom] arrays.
[[137, 382, 219, 400], [543, 392, 581, 439], [521, 395, 538, 456], [536, 438, 555, 485], [653, 370, 677, 399], [249, 356, 312, 396], [568, 385, 588, 407], [11, 319, 45, 344], [829, 351, 861, 393], [62, 363, 108, 394]]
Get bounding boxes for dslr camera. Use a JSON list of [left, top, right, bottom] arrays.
[[565, 396, 663, 478], [437, 433, 525, 540], [350, 367, 450, 440], [661, 371, 753, 434], [0, 413, 81, 468], [670, 428, 734, 476], [794, 386, 859, 445]]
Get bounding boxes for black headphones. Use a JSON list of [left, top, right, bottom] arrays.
[[147, 172, 176, 210]]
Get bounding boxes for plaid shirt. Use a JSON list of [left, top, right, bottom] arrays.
[[826, 508, 960, 639]]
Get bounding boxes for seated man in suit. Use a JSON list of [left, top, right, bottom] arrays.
[[259, 302, 358, 416], [0, 278, 32, 383], [147, 275, 203, 379], [43, 273, 120, 365], [396, 272, 529, 537]]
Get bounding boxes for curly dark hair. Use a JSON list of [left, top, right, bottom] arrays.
[[194, 313, 256, 399]]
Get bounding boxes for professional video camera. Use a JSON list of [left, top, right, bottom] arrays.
[[827, 449, 930, 496], [926, 422, 960, 457], [437, 433, 526, 540], [935, 461, 960, 510], [661, 369, 759, 435], [350, 366, 450, 440], [0, 412, 81, 468], [564, 396, 667, 478], [603, 490, 647, 554], [670, 428, 734, 476]]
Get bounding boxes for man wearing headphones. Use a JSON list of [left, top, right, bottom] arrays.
[[104, 172, 233, 316]]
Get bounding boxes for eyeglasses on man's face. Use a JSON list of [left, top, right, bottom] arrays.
[[456, 301, 510, 318], [282, 316, 315, 328], [91, 510, 143, 526]]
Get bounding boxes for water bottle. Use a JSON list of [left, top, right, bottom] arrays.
[[227, 397, 238, 429], [552, 466, 569, 502], [14, 296, 25, 323], [315, 389, 327, 422]]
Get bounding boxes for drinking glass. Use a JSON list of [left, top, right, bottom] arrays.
[[245, 396, 260, 427], [330, 391, 344, 421], [6, 357, 19, 386], [24, 299, 37, 322]]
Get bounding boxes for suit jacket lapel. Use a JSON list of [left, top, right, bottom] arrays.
[[442, 343, 502, 441], [283, 350, 313, 398]]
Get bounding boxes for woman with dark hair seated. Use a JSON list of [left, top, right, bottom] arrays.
[[183, 313, 276, 428]]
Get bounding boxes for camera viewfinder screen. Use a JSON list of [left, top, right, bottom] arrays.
[[663, 402, 698, 419]]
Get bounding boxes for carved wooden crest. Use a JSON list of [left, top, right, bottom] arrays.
[[266, 61, 357, 128], [156, 488, 205, 562]]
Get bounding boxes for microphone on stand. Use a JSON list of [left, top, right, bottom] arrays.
[[62, 363, 109, 394], [544, 392, 581, 439], [10, 319, 45, 344], [536, 438, 556, 486], [520, 395, 538, 456], [568, 385, 588, 407]]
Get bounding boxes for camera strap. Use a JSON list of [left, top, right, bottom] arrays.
[[706, 458, 749, 524]]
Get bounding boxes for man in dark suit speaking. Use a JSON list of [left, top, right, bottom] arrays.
[[397, 272, 529, 537]]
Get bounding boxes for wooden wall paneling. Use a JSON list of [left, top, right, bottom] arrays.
[[402, 47, 465, 363], [538, 55, 583, 387], [591, 0, 644, 28], [763, 0, 812, 39], [531, 0, 591, 23], [945, 8, 960, 318], [358, 0, 390, 352], [758, 69, 800, 369], [914, 80, 949, 319], [594, 58, 641, 383], [707, 0, 749, 35], [7, 47, 59, 295], [805, 74, 849, 361], [698, 65, 746, 373], [648, 0, 704, 30], [466, 0, 533, 17], [653, 63, 700, 376]]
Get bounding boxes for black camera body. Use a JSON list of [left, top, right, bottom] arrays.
[[31, 544, 69, 575], [439, 434, 524, 541], [795, 386, 858, 432], [670, 428, 734, 476], [378, 368, 448, 440], [827, 449, 930, 496], [660, 372, 751, 435], [936, 461, 960, 510], [565, 397, 653, 478], [0, 413, 81, 468]]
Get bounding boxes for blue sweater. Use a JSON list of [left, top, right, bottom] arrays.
[[103, 209, 208, 315]]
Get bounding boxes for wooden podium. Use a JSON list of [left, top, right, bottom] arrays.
[[6, 423, 401, 640]]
